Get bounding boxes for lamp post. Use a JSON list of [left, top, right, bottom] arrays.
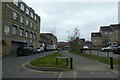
[[67, 31, 69, 42]]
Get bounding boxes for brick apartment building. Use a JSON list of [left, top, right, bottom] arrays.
[[40, 33, 58, 51], [110, 24, 120, 45], [100, 24, 120, 46], [1, 0, 40, 56], [91, 32, 103, 49], [100, 26, 114, 46], [91, 24, 120, 49]]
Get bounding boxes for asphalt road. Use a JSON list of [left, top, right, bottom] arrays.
[[2, 50, 119, 79]]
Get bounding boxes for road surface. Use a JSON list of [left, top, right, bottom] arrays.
[[2, 50, 119, 80]]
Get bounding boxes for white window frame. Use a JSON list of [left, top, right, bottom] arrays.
[[20, 3, 25, 11], [4, 26, 10, 35], [13, 11, 17, 20], [20, 16, 23, 23], [30, 32, 33, 39], [12, 26, 17, 35], [26, 31, 28, 38], [26, 8, 29, 15], [31, 12, 33, 18], [30, 22, 33, 28], [26, 19, 29, 26], [34, 15, 36, 20], [13, 0, 18, 6], [20, 28, 23, 37]]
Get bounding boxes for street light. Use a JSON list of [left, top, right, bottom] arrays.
[[67, 31, 69, 42]]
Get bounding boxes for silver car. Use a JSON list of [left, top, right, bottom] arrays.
[[101, 46, 117, 52]]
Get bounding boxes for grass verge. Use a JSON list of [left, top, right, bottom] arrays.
[[30, 52, 69, 69], [69, 50, 120, 65]]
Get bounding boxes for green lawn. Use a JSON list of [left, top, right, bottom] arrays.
[[30, 53, 69, 69], [69, 50, 120, 65]]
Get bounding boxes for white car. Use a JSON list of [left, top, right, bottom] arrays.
[[36, 47, 44, 53], [101, 46, 116, 51], [83, 46, 89, 49]]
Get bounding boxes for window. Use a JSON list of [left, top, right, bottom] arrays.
[[30, 32, 33, 39], [20, 3, 25, 11], [30, 22, 33, 28], [113, 43, 117, 45], [31, 12, 33, 18], [13, 0, 18, 6], [13, 11, 17, 20], [12, 25, 17, 35], [26, 8, 29, 15], [26, 31, 28, 37], [94, 40, 97, 42], [34, 25, 36, 30], [26, 19, 29, 26], [20, 16, 23, 23], [34, 15, 36, 20], [105, 32, 107, 35], [4, 26, 10, 35], [20, 29, 23, 37], [110, 32, 112, 35]]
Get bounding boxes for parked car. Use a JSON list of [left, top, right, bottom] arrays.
[[101, 45, 117, 52], [83, 46, 89, 50], [16, 46, 34, 56], [113, 46, 120, 54], [35, 47, 44, 53]]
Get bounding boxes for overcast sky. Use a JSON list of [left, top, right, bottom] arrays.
[[23, 0, 118, 42]]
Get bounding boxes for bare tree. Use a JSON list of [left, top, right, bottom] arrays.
[[73, 27, 80, 39], [69, 27, 80, 42]]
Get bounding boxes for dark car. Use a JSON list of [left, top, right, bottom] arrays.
[[16, 46, 34, 56], [113, 46, 120, 54]]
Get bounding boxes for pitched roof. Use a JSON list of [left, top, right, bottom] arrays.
[[110, 24, 120, 30], [100, 26, 113, 32], [91, 33, 102, 37]]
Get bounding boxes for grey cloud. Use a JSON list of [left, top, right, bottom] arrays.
[[24, 1, 118, 41]]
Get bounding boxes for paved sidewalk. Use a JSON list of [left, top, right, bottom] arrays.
[[59, 50, 119, 78]]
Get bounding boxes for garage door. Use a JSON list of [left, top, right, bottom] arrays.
[[11, 42, 21, 56]]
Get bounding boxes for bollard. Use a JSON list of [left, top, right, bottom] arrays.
[[56, 58, 58, 65], [66, 58, 68, 66], [110, 57, 113, 69], [70, 57, 73, 69]]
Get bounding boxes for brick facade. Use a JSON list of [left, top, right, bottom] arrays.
[[2, 1, 40, 56]]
